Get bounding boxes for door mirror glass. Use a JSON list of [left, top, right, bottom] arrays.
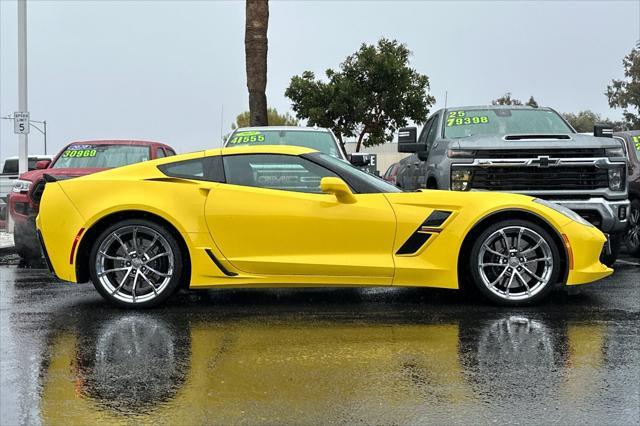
[[320, 177, 357, 204], [36, 160, 51, 170], [398, 127, 426, 153]]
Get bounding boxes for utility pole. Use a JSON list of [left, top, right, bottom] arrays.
[[17, 0, 29, 173]]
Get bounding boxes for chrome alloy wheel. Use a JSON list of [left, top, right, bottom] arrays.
[[477, 226, 554, 301], [626, 207, 640, 251], [95, 226, 174, 304]]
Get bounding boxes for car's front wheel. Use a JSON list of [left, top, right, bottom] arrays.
[[468, 220, 561, 305], [89, 219, 183, 308]]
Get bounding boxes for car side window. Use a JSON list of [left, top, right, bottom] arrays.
[[165, 149, 176, 157], [156, 148, 165, 158], [425, 114, 440, 150], [158, 156, 224, 182], [418, 118, 434, 148], [223, 154, 338, 193]]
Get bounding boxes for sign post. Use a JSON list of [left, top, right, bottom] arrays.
[[13, 111, 29, 134], [17, 0, 28, 174]]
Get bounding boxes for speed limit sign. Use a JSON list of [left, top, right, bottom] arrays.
[[14, 111, 29, 134]]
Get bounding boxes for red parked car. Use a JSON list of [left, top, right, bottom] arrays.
[[382, 162, 400, 186], [8, 140, 176, 260]]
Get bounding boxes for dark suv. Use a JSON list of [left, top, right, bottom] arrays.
[[614, 131, 640, 257]]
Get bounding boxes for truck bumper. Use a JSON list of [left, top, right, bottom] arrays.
[[554, 198, 629, 234]]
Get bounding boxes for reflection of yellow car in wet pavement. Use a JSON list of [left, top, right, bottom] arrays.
[[38, 145, 611, 308], [39, 313, 607, 424]]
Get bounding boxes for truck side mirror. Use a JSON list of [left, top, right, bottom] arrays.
[[417, 151, 429, 161], [349, 153, 370, 166], [398, 127, 426, 153], [36, 160, 51, 170], [594, 124, 613, 138]]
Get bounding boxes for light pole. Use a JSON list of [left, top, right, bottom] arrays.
[[17, 0, 29, 173]]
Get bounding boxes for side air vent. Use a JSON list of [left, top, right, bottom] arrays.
[[396, 210, 452, 255]]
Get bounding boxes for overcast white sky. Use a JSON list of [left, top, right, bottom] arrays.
[[1, 0, 639, 158]]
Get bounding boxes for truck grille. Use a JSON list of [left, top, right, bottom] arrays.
[[474, 149, 605, 159], [469, 166, 608, 191]]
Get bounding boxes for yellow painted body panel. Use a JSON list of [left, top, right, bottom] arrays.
[[36, 145, 612, 290]]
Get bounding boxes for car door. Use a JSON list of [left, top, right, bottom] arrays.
[[424, 113, 444, 188], [204, 153, 396, 280], [415, 117, 435, 189]]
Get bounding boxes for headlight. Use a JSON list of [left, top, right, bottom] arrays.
[[608, 167, 625, 191], [451, 168, 472, 191], [605, 147, 626, 159], [533, 198, 594, 227], [11, 179, 32, 193], [447, 149, 475, 158]]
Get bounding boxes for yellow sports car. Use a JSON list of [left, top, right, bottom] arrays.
[[37, 145, 611, 308]]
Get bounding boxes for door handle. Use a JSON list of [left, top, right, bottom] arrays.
[[199, 186, 211, 196]]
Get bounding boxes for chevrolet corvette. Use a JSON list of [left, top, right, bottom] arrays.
[[37, 145, 612, 308]]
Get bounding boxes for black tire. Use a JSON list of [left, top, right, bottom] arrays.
[[624, 199, 640, 258], [468, 219, 562, 306], [14, 223, 42, 261], [89, 219, 184, 308], [600, 233, 622, 267]]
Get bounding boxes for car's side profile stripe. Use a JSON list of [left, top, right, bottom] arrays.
[[396, 210, 452, 255], [205, 249, 238, 276]]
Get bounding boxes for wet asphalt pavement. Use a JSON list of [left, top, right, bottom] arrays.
[[0, 257, 638, 425]]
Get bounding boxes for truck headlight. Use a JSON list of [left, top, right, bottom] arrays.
[[533, 198, 594, 227], [451, 169, 472, 191], [12, 180, 32, 193], [608, 167, 625, 191], [605, 147, 626, 159]]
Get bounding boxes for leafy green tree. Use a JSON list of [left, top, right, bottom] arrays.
[[285, 38, 434, 152], [232, 107, 299, 129], [606, 43, 640, 129], [245, 0, 269, 126], [562, 110, 626, 133], [492, 93, 523, 106]]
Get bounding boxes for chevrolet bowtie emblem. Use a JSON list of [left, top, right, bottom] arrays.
[[532, 156, 557, 167]]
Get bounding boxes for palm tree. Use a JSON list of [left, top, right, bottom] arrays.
[[245, 0, 269, 126]]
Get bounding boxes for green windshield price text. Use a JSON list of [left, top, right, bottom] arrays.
[[62, 149, 97, 158], [446, 111, 489, 127], [632, 135, 640, 150], [230, 132, 266, 144]]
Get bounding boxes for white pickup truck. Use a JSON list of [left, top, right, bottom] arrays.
[[0, 155, 52, 202]]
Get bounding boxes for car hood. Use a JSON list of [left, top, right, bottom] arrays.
[[449, 133, 622, 151], [18, 168, 107, 183]]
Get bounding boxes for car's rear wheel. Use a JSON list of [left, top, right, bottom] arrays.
[[625, 199, 640, 258], [89, 219, 183, 308], [469, 220, 561, 305]]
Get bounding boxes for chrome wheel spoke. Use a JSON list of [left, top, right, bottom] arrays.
[[520, 239, 542, 255], [515, 271, 531, 297], [132, 227, 141, 255], [145, 252, 170, 263], [139, 271, 158, 296], [114, 233, 130, 253], [145, 266, 171, 277], [489, 266, 509, 286], [98, 267, 129, 277], [111, 268, 132, 295], [131, 270, 139, 303], [99, 251, 126, 261], [521, 265, 544, 283], [483, 244, 507, 258]]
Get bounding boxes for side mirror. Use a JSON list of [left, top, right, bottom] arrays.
[[36, 160, 51, 170], [398, 127, 426, 153], [320, 177, 357, 204], [350, 153, 370, 166], [594, 124, 613, 138]]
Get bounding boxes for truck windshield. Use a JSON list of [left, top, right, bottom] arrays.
[[53, 144, 150, 169], [227, 130, 342, 158], [444, 109, 572, 139]]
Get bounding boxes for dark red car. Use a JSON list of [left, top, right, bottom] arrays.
[[382, 163, 400, 186], [615, 131, 640, 257], [8, 140, 176, 260]]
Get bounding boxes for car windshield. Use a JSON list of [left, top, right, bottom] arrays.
[[443, 109, 573, 139], [310, 152, 402, 193], [53, 144, 150, 169], [227, 130, 342, 158]]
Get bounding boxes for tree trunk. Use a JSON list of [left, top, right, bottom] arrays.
[[245, 0, 269, 126], [355, 130, 366, 153]]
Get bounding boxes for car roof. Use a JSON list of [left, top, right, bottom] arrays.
[[232, 126, 330, 133], [446, 105, 551, 111], [63, 140, 168, 147], [216, 144, 316, 156]]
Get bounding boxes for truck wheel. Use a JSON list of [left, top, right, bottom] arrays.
[[600, 233, 622, 267], [468, 220, 561, 306], [89, 219, 183, 308], [625, 199, 640, 258]]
